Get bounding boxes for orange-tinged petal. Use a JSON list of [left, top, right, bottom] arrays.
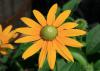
[[59, 29, 86, 37], [57, 36, 83, 48], [53, 40, 70, 61], [58, 22, 78, 30], [47, 4, 58, 25], [33, 10, 46, 26], [0, 24, 2, 33], [47, 41, 56, 70], [39, 41, 47, 68], [15, 27, 39, 36], [53, 10, 71, 27], [15, 35, 40, 43], [0, 50, 7, 55], [54, 40, 74, 62], [7, 30, 16, 40], [21, 17, 42, 31], [1, 44, 14, 49], [22, 39, 43, 60], [3, 25, 12, 34], [0, 34, 9, 44]]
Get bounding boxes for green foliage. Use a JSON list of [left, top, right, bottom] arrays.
[[13, 42, 32, 59], [86, 24, 100, 54], [0, 0, 100, 71], [54, 59, 85, 71], [62, 0, 81, 11], [94, 60, 100, 71]]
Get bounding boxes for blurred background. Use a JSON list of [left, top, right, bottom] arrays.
[[0, 0, 100, 27], [0, 0, 100, 71]]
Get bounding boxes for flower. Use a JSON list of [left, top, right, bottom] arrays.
[[0, 25, 15, 55], [15, 3, 86, 70]]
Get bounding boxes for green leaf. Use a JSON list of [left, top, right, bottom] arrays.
[[54, 58, 85, 71], [94, 60, 100, 71], [0, 56, 8, 63], [62, 0, 81, 11], [0, 64, 7, 71], [38, 59, 49, 71], [13, 42, 32, 59], [86, 24, 100, 54]]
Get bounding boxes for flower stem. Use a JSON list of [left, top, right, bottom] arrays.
[[71, 52, 94, 71], [16, 61, 24, 71]]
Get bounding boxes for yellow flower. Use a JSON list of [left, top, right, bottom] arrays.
[[0, 25, 15, 55], [15, 4, 86, 70]]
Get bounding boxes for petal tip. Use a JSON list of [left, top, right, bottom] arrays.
[[15, 40, 19, 43], [53, 3, 58, 7], [33, 10, 38, 14], [20, 17, 26, 20], [65, 10, 71, 14], [22, 56, 26, 60]]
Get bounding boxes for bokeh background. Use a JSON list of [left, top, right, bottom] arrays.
[[0, 0, 100, 27], [0, 0, 100, 71]]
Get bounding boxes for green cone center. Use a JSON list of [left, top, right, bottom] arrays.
[[40, 25, 58, 40]]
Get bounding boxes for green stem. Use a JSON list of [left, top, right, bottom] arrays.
[[16, 61, 24, 71], [85, 63, 94, 71], [72, 52, 88, 66], [72, 52, 94, 71]]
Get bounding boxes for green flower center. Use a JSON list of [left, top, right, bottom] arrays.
[[40, 25, 58, 40]]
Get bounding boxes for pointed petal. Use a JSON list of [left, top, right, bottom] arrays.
[[33, 10, 46, 26], [0, 24, 2, 33], [59, 29, 86, 37], [47, 41, 56, 70], [0, 34, 9, 44], [53, 40, 74, 61], [53, 10, 71, 27], [22, 39, 43, 60], [1, 44, 14, 49], [57, 36, 83, 48], [58, 22, 78, 30], [3, 25, 12, 34], [15, 35, 40, 43], [39, 41, 47, 68], [21, 17, 42, 31], [15, 27, 39, 36], [47, 4, 58, 25], [7, 30, 17, 40], [0, 50, 7, 55]]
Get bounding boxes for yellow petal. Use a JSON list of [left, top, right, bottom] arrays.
[[3, 25, 12, 34], [1, 44, 14, 49], [39, 41, 47, 68], [53, 10, 71, 27], [0, 50, 7, 55], [0, 33, 9, 44], [59, 29, 86, 37], [0, 24, 2, 33], [15, 27, 39, 36], [53, 40, 74, 61], [21, 17, 42, 31], [33, 10, 46, 26], [15, 35, 40, 43], [7, 30, 16, 40], [22, 39, 43, 60], [58, 22, 78, 30], [47, 41, 56, 70], [47, 4, 58, 25], [57, 36, 83, 48]]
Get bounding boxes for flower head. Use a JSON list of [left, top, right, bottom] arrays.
[[0, 25, 16, 55], [15, 4, 86, 70]]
